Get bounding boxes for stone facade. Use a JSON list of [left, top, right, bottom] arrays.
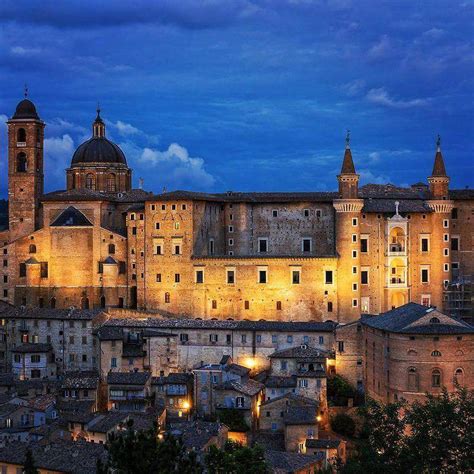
[[1, 97, 471, 323]]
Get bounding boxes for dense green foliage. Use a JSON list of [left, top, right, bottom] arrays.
[[330, 413, 356, 438], [97, 420, 201, 474], [205, 441, 268, 474], [327, 375, 360, 406], [342, 388, 474, 473], [216, 408, 250, 432], [23, 448, 38, 474], [97, 420, 268, 474]]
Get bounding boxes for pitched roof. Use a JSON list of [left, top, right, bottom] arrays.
[[168, 420, 226, 451], [305, 438, 342, 449], [284, 404, 318, 425], [3, 307, 102, 321], [340, 148, 356, 174], [152, 373, 193, 386], [61, 371, 99, 390], [27, 394, 56, 411], [42, 188, 153, 203], [97, 317, 337, 334], [264, 450, 323, 473], [261, 392, 318, 407], [0, 440, 107, 474], [431, 150, 447, 177], [86, 412, 128, 433], [361, 302, 474, 335], [215, 379, 264, 397], [50, 206, 93, 227], [269, 345, 329, 359], [261, 375, 297, 389], [107, 371, 151, 386], [362, 198, 431, 213]]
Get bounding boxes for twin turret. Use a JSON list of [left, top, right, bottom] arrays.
[[337, 131, 449, 200]]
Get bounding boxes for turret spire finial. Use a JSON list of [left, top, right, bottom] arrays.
[[24, 84, 28, 98], [345, 129, 350, 149], [436, 134, 441, 152]]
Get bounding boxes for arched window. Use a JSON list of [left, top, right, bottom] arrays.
[[407, 367, 418, 392], [29, 244, 36, 254], [108, 244, 115, 254], [454, 368, 464, 386], [165, 292, 170, 304], [432, 369, 441, 387], [85, 174, 95, 190], [431, 350, 442, 357], [429, 317, 440, 324], [100, 296, 106, 308], [81, 297, 90, 310], [16, 152, 27, 172], [107, 174, 116, 192], [50, 297, 56, 309], [17, 128, 26, 143]]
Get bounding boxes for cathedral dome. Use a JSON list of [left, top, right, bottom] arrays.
[[71, 108, 127, 167], [71, 137, 127, 166], [12, 99, 40, 120]]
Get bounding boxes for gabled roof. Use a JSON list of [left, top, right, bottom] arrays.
[[305, 438, 342, 449], [265, 450, 323, 473], [107, 371, 151, 386], [214, 379, 264, 397], [50, 206, 92, 227], [284, 404, 318, 425], [269, 345, 329, 359], [261, 392, 318, 407], [361, 302, 474, 334], [61, 371, 99, 390]]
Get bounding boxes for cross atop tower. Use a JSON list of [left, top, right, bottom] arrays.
[[24, 84, 28, 98]]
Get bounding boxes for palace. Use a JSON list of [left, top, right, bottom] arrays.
[[1, 96, 473, 323]]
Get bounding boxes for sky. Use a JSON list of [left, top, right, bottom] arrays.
[[0, 0, 473, 197]]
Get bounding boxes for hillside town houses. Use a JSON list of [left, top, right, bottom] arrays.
[[0, 96, 471, 472]]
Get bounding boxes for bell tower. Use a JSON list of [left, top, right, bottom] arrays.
[[7, 90, 45, 241]]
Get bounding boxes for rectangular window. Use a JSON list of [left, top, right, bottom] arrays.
[[352, 234, 357, 243], [244, 300, 249, 310], [155, 222, 160, 230], [259, 270, 267, 284], [352, 266, 357, 274], [208, 239, 215, 255], [302, 238, 312, 252], [212, 300, 217, 309], [352, 298, 358, 307], [319, 336, 324, 344], [443, 248, 449, 257], [421, 267, 430, 283], [361, 270, 369, 285], [360, 237, 368, 253], [327, 301, 333, 312], [19, 263, 26, 278], [443, 263, 449, 272], [132, 227, 137, 235], [173, 244, 181, 255], [338, 341, 344, 352], [241, 334, 247, 343], [175, 273, 180, 283], [258, 238, 268, 253], [280, 360, 287, 370], [303, 209, 310, 217], [180, 333, 188, 343], [256, 335, 262, 343], [352, 217, 358, 226], [443, 219, 449, 228], [451, 236, 459, 251], [40, 262, 48, 278], [421, 295, 431, 307], [451, 208, 458, 219], [228, 225, 233, 233], [443, 234, 449, 242], [227, 270, 235, 284], [352, 250, 357, 258], [421, 237, 429, 252], [325, 270, 333, 284], [272, 210, 278, 217], [361, 296, 370, 313], [156, 273, 161, 282], [195, 270, 204, 284], [228, 238, 233, 246], [209, 334, 218, 343], [276, 301, 282, 311], [155, 245, 162, 255], [292, 270, 300, 284], [352, 283, 358, 291]]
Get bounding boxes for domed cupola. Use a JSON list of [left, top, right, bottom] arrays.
[[12, 98, 40, 120], [66, 108, 132, 193]]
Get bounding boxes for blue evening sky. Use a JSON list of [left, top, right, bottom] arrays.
[[0, 0, 473, 197]]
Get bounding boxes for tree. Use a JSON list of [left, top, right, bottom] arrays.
[[205, 441, 268, 474], [101, 419, 202, 473], [23, 448, 38, 474], [216, 409, 250, 432], [342, 388, 474, 473], [330, 413, 356, 438]]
